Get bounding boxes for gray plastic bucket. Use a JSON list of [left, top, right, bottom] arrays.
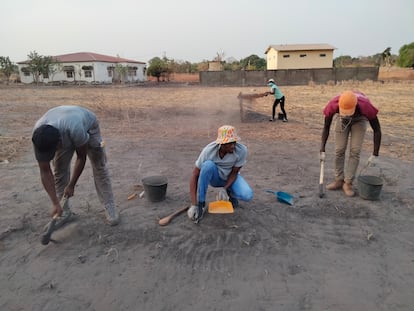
[[142, 175, 168, 202], [357, 175, 383, 200]]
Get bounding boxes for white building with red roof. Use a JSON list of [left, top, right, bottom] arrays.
[[17, 52, 147, 84]]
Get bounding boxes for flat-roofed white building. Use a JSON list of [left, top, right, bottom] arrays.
[[265, 44, 336, 70]]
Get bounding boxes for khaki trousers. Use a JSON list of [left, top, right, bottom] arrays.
[[52, 121, 115, 210], [334, 115, 368, 183]]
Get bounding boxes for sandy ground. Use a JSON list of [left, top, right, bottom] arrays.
[[1, 81, 414, 311]]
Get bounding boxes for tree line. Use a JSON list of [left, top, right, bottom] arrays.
[[1, 43, 414, 84], [147, 44, 414, 80]]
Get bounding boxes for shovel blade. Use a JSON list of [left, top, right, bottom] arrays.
[[208, 200, 234, 214]]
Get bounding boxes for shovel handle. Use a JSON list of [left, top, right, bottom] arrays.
[[319, 160, 325, 198], [159, 206, 189, 226]]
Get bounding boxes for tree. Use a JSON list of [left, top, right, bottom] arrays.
[[48, 61, 63, 82], [223, 60, 242, 71], [147, 57, 171, 82], [162, 56, 174, 80], [171, 60, 197, 74], [26, 51, 44, 84], [26, 51, 58, 84], [372, 53, 384, 67], [214, 51, 225, 63], [381, 47, 393, 67], [0, 56, 17, 84], [197, 61, 209, 72], [114, 64, 128, 83], [240, 55, 266, 70], [333, 55, 354, 67], [43, 56, 60, 82], [397, 42, 414, 68]]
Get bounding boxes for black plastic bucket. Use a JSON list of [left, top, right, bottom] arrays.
[[142, 175, 168, 202], [357, 175, 383, 200]]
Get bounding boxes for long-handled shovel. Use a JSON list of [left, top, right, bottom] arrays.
[[319, 159, 325, 198]]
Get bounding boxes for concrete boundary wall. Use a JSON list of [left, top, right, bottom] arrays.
[[200, 67, 379, 86]]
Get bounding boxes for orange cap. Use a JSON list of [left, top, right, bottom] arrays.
[[338, 91, 357, 116]]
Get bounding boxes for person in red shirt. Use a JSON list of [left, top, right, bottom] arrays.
[[320, 91, 382, 197]]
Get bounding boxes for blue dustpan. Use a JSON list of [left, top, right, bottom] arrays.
[[265, 190, 294, 205]]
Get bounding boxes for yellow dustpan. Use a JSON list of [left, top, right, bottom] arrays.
[[208, 200, 234, 214]]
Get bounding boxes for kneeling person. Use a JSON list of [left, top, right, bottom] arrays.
[[188, 125, 254, 223]]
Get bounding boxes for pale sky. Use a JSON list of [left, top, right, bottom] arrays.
[[1, 0, 413, 64]]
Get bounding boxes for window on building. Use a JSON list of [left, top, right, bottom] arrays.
[[21, 67, 30, 76], [66, 71, 73, 78], [85, 70, 92, 78], [320, 53, 326, 57], [283, 54, 290, 58], [127, 66, 137, 77], [107, 67, 114, 77], [43, 72, 49, 79], [300, 54, 307, 58]]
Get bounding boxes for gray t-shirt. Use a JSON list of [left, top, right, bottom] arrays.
[[195, 142, 247, 180], [33, 106, 97, 150]]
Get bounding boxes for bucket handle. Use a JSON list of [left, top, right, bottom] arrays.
[[358, 163, 383, 178]]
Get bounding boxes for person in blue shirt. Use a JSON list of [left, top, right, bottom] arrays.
[[188, 125, 253, 223], [266, 78, 288, 122]]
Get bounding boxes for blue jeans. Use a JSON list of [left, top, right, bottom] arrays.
[[197, 160, 253, 203]]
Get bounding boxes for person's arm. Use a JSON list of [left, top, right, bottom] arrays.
[[224, 166, 241, 190], [369, 117, 381, 156], [63, 144, 87, 197], [190, 167, 200, 205], [320, 116, 333, 152], [38, 161, 62, 216]]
